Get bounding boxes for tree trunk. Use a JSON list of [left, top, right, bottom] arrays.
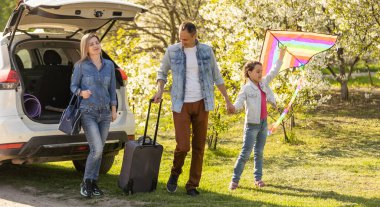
[[213, 131, 218, 150], [291, 114, 295, 129], [340, 80, 349, 101], [281, 121, 289, 143], [367, 65, 374, 86]]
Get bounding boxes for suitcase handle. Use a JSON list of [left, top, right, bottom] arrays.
[[142, 98, 162, 145]]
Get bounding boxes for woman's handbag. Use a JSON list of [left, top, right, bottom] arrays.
[[58, 94, 82, 135]]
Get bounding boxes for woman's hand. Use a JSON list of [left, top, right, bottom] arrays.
[[111, 106, 117, 122], [80, 90, 92, 99]]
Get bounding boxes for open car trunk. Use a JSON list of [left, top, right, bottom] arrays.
[[3, 0, 146, 124], [15, 39, 123, 124]]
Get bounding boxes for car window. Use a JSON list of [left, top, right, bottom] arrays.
[[16, 49, 32, 69], [39, 48, 69, 65]]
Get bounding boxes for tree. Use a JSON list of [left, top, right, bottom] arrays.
[[321, 0, 380, 100], [0, 0, 16, 31], [200, 0, 332, 142]]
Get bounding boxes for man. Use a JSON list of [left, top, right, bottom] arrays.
[[153, 21, 234, 196]]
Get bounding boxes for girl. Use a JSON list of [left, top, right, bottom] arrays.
[[70, 33, 117, 198], [229, 47, 286, 190]]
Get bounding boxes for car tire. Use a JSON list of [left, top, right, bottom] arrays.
[[72, 155, 115, 174]]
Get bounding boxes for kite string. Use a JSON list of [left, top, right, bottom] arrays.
[[268, 65, 305, 135]]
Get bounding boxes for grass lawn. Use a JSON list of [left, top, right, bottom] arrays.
[[327, 75, 380, 88], [0, 90, 379, 207]]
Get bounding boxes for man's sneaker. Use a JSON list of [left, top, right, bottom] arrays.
[[80, 179, 93, 198], [186, 188, 200, 196], [92, 180, 104, 196], [166, 174, 179, 193]]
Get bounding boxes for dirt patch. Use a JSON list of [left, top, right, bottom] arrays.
[[0, 185, 144, 207]]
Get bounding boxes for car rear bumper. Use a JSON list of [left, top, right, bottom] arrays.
[[0, 131, 127, 164]]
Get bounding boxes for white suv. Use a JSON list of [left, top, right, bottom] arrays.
[[0, 0, 145, 174]]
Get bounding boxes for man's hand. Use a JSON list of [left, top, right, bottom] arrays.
[[153, 80, 165, 103], [153, 90, 163, 103], [226, 100, 235, 114]]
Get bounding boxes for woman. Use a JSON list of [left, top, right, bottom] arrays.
[[70, 33, 117, 198]]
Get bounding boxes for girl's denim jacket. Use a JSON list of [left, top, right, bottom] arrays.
[[70, 58, 117, 111], [234, 60, 283, 124], [157, 41, 225, 113]]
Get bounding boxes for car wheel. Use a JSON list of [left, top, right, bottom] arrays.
[[72, 155, 115, 174]]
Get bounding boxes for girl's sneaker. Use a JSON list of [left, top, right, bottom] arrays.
[[254, 180, 265, 187], [229, 181, 238, 190]]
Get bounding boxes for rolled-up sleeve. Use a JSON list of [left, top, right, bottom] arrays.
[[210, 48, 224, 85], [157, 49, 170, 83], [109, 65, 117, 106], [70, 63, 82, 95]]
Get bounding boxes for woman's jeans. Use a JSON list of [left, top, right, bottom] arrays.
[[232, 119, 268, 183], [81, 108, 111, 181]]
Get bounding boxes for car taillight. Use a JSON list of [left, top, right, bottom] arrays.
[[127, 135, 135, 140], [117, 68, 128, 81], [0, 142, 24, 150], [74, 146, 89, 152], [0, 69, 19, 89]]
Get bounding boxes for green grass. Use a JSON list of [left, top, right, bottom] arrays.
[[327, 75, 380, 88], [321, 62, 380, 75], [0, 91, 379, 206]]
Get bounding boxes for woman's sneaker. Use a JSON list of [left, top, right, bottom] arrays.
[[92, 180, 104, 196], [80, 179, 93, 198]]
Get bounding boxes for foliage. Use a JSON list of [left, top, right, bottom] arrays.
[[0, 0, 16, 31]]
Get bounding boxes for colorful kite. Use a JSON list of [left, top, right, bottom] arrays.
[[259, 30, 338, 135]]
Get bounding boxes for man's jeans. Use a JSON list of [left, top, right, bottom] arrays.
[[81, 108, 111, 181], [232, 119, 268, 183]]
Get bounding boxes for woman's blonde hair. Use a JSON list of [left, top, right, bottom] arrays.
[[78, 33, 101, 63]]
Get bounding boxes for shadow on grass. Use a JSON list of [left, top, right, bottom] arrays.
[[0, 163, 285, 207], [240, 184, 379, 207]]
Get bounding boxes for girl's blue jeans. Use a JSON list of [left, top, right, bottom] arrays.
[[232, 119, 268, 183], [81, 108, 111, 181]]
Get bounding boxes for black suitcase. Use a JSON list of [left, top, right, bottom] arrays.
[[118, 99, 163, 195]]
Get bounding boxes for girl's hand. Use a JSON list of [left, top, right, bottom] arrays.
[[279, 46, 287, 60]]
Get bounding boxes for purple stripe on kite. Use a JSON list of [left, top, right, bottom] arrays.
[[266, 38, 278, 74], [276, 37, 336, 45], [284, 108, 289, 114]]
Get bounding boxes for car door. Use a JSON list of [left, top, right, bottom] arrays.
[[3, 0, 147, 44]]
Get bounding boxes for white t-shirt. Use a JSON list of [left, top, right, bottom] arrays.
[[184, 46, 203, 103]]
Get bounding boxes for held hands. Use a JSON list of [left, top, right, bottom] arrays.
[[80, 90, 92, 99], [226, 100, 236, 114]]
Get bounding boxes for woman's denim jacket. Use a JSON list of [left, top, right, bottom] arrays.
[[234, 60, 283, 124], [70, 58, 117, 111], [157, 41, 224, 113]]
